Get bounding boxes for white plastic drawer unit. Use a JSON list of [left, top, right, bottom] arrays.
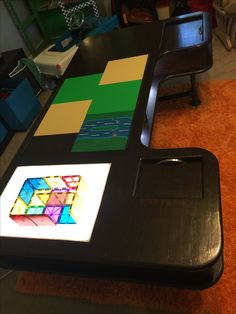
[[34, 45, 79, 77]]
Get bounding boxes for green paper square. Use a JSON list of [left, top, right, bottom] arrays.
[[71, 112, 134, 152], [52, 73, 102, 104], [72, 138, 129, 152], [87, 80, 142, 115]]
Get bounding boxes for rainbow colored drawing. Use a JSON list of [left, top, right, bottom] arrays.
[[9, 175, 86, 226]]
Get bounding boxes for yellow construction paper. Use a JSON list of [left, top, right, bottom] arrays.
[[34, 100, 91, 136], [99, 54, 148, 85]]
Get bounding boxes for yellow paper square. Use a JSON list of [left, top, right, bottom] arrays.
[[34, 100, 91, 136], [99, 54, 148, 85]]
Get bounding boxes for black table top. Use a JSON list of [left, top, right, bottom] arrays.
[[0, 13, 223, 289]]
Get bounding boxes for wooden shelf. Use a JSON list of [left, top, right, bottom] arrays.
[[112, 0, 158, 27]]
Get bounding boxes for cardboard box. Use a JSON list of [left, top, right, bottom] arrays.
[[156, 0, 175, 20]]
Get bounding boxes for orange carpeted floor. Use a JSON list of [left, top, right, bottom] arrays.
[[16, 80, 236, 313]]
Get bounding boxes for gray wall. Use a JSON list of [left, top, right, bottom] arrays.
[[0, 1, 30, 55], [100, 0, 112, 15]]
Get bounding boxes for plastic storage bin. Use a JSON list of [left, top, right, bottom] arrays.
[[0, 121, 9, 143], [0, 78, 41, 131]]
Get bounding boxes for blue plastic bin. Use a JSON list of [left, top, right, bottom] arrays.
[[0, 121, 8, 144], [0, 78, 41, 131]]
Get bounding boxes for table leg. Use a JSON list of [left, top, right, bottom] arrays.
[[190, 74, 201, 106]]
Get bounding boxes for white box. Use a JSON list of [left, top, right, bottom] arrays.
[[34, 44, 79, 78], [156, 0, 175, 20]]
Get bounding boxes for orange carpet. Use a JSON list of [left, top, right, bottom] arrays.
[[16, 80, 236, 313]]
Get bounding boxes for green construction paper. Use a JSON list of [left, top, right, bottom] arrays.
[[71, 111, 134, 152], [71, 137, 128, 152], [87, 80, 142, 115], [52, 73, 102, 104]]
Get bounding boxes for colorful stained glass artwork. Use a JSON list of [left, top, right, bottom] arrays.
[[47, 190, 75, 206], [29, 193, 45, 207], [10, 197, 27, 215], [9, 175, 86, 226], [28, 215, 56, 226], [44, 206, 63, 224], [36, 191, 51, 205], [27, 178, 51, 190], [58, 205, 76, 224], [1, 164, 111, 242], [70, 194, 83, 221], [45, 176, 68, 189], [27, 206, 45, 215], [11, 215, 37, 226], [62, 175, 81, 190], [19, 181, 35, 205]]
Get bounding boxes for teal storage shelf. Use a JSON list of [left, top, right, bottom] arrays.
[[0, 122, 9, 143], [0, 78, 41, 131]]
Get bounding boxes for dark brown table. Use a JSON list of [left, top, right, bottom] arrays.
[[0, 12, 223, 289]]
